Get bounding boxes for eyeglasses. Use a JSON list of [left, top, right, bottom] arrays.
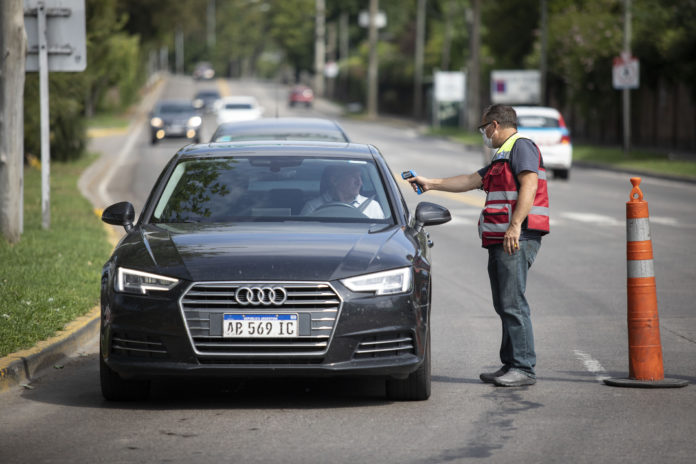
[[478, 121, 493, 134]]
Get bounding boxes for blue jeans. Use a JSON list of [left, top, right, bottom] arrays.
[[487, 239, 541, 378]]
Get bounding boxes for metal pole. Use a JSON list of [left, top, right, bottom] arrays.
[[207, 0, 216, 50], [314, 0, 325, 97], [38, 1, 51, 229], [367, 0, 379, 119], [413, 0, 426, 119], [539, 0, 548, 105], [623, 0, 632, 154]]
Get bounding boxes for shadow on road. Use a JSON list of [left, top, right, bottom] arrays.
[[19, 353, 395, 410]]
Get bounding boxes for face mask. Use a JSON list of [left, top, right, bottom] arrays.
[[482, 131, 494, 149]]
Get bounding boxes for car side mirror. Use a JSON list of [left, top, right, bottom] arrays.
[[415, 202, 451, 228], [102, 201, 135, 232]]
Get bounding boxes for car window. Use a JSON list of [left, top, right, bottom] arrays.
[[517, 116, 559, 128], [224, 103, 254, 110], [150, 157, 394, 224]]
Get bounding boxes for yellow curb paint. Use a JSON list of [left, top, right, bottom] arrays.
[[87, 127, 129, 138], [217, 78, 231, 97], [0, 306, 100, 392]]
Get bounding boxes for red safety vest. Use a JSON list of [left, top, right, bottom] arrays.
[[478, 134, 550, 247]]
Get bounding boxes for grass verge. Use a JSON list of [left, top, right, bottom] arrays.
[[0, 155, 113, 358]]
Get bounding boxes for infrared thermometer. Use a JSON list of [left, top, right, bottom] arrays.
[[401, 170, 423, 194]]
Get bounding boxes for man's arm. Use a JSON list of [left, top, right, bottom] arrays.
[[408, 172, 483, 193], [503, 170, 538, 254]]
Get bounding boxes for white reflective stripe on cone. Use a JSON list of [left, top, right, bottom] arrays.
[[627, 259, 655, 279], [627, 218, 651, 242]]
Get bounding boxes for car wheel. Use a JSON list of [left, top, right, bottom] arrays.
[[306, 102, 312, 108], [386, 331, 431, 401], [554, 169, 569, 180], [150, 136, 158, 145], [100, 352, 150, 401]]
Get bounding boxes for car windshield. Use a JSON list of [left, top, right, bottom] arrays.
[[150, 156, 394, 224], [517, 115, 560, 128], [159, 103, 195, 114]]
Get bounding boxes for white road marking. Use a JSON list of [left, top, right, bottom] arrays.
[[560, 212, 624, 226], [573, 350, 610, 383]]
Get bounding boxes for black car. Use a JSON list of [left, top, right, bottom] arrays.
[[210, 117, 350, 143], [192, 89, 221, 113], [149, 100, 202, 145], [100, 141, 451, 401]]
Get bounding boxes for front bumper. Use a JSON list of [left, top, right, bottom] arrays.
[[101, 282, 429, 380]]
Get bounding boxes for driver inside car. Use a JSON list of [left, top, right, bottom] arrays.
[[301, 164, 385, 219]]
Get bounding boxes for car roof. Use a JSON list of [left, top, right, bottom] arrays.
[[220, 95, 259, 103], [214, 117, 342, 133], [175, 141, 375, 161], [513, 106, 562, 118]]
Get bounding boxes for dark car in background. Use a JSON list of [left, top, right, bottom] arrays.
[[149, 100, 202, 145], [192, 89, 221, 113], [210, 117, 350, 143], [100, 141, 451, 401]]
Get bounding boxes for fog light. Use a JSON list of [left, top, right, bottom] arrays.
[[187, 129, 196, 139], [156, 130, 165, 139]]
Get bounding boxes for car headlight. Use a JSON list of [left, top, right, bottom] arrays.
[[193, 99, 204, 109], [150, 117, 163, 128], [116, 267, 179, 295], [341, 267, 412, 295], [188, 115, 202, 127]]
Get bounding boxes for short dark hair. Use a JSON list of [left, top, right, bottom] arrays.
[[482, 104, 517, 129]]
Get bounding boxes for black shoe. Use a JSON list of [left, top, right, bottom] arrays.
[[493, 369, 536, 387], [479, 367, 508, 384]]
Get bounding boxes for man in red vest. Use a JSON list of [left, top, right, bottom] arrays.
[[406, 104, 549, 387]]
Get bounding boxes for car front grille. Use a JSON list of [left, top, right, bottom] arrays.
[[353, 332, 415, 360], [180, 282, 341, 359]]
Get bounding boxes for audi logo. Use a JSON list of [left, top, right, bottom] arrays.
[[234, 286, 287, 306]]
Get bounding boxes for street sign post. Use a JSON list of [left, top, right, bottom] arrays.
[[24, 0, 86, 229]]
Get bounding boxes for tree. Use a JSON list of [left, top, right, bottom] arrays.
[[0, 0, 26, 243]]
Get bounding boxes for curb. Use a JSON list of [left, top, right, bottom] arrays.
[[0, 306, 99, 393]]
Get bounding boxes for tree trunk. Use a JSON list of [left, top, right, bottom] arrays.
[[0, 0, 26, 243]]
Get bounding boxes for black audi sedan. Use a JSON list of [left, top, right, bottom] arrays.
[[100, 141, 451, 401]]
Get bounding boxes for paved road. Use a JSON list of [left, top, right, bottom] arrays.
[[1, 75, 695, 464]]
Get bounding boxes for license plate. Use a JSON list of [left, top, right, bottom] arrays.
[[223, 314, 298, 338]]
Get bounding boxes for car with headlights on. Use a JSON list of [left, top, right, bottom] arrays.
[[210, 117, 350, 143], [100, 141, 451, 401], [149, 100, 202, 145]]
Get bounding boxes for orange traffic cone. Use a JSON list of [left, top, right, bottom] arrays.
[[604, 178, 687, 388]]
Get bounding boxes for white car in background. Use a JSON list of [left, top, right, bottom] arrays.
[[513, 106, 573, 180], [215, 96, 264, 125]]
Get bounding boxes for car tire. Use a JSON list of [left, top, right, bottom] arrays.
[[385, 331, 431, 401], [150, 136, 158, 145], [100, 352, 150, 401], [554, 169, 569, 180]]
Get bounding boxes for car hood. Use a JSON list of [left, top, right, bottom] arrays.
[[115, 222, 414, 282]]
